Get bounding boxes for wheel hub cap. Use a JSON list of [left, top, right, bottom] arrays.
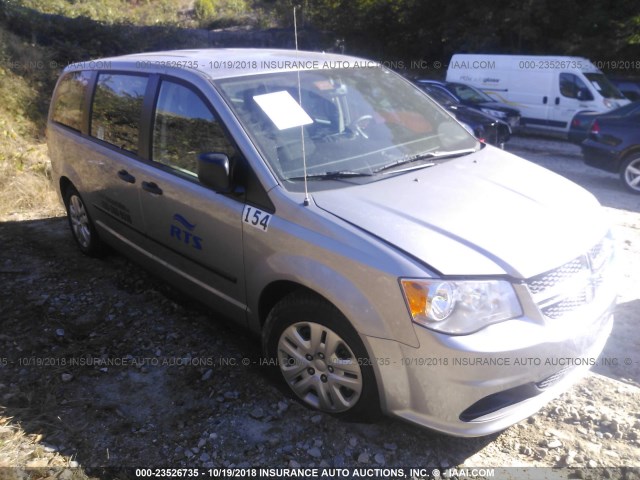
[[277, 321, 363, 413], [69, 195, 91, 248]]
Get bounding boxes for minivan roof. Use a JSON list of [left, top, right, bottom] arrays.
[[65, 48, 369, 79]]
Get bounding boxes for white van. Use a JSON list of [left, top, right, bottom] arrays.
[[446, 54, 630, 133]]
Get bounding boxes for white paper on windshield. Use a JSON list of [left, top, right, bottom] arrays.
[[253, 91, 313, 130]]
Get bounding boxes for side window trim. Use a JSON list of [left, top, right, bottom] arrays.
[[80, 70, 97, 135], [140, 73, 160, 161]]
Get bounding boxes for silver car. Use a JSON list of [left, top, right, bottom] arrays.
[[47, 49, 616, 436]]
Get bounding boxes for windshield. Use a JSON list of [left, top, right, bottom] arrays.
[[448, 83, 494, 104], [421, 86, 458, 107], [584, 73, 626, 99], [216, 67, 478, 190]]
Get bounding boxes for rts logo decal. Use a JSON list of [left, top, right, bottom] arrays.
[[170, 214, 203, 250]]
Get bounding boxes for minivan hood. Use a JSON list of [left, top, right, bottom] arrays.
[[312, 147, 608, 279]]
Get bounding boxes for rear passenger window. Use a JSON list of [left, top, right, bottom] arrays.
[[152, 80, 236, 176], [52, 71, 92, 131], [91, 73, 148, 154]]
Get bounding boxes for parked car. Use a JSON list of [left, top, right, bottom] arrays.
[[610, 78, 640, 101], [416, 82, 511, 147], [569, 102, 640, 144], [48, 49, 616, 437], [581, 111, 640, 193], [416, 79, 521, 128]]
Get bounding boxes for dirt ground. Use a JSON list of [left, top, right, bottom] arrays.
[[0, 135, 639, 480]]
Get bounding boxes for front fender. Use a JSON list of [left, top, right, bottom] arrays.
[[246, 251, 420, 348]]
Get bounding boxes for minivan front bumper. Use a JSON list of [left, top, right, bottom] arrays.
[[364, 296, 614, 437]]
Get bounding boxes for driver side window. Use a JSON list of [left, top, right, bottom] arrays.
[[559, 73, 591, 100], [153, 80, 236, 176]]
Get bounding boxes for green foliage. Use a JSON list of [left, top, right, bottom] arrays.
[[10, 0, 195, 26], [624, 15, 640, 45], [0, 25, 59, 217], [194, 0, 250, 25], [0, 25, 54, 136], [296, 0, 640, 70], [194, 0, 216, 20]]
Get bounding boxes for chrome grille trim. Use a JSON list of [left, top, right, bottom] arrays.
[[541, 293, 589, 320], [526, 236, 613, 320], [527, 256, 588, 295]]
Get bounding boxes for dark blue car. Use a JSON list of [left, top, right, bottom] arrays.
[[415, 82, 511, 147], [416, 79, 521, 129], [581, 109, 640, 193], [569, 102, 640, 144]]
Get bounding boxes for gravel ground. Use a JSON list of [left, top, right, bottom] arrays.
[[1, 134, 639, 479]]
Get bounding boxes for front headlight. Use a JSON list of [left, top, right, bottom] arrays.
[[480, 108, 507, 119], [400, 279, 523, 335]]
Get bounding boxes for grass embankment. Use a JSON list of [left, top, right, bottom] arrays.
[[13, 0, 258, 28], [0, 0, 283, 220], [0, 26, 61, 220]]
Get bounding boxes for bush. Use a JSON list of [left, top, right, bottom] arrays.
[[194, 0, 216, 20], [194, 0, 249, 23]]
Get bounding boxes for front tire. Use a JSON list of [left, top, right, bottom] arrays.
[[63, 185, 106, 257], [263, 292, 380, 421], [621, 155, 640, 194]]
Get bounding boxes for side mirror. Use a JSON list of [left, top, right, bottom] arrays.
[[577, 89, 593, 101], [198, 153, 230, 191]]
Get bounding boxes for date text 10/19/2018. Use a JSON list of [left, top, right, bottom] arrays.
[[134, 467, 496, 479]]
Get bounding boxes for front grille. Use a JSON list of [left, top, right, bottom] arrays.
[[541, 293, 589, 320], [527, 257, 587, 295], [526, 236, 613, 320]]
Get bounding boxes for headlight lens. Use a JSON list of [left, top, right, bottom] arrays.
[[400, 279, 522, 335], [480, 108, 507, 119]]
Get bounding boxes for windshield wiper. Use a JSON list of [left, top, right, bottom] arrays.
[[374, 148, 477, 174], [287, 170, 374, 181]]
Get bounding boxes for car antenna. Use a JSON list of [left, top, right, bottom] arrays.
[[294, 5, 310, 207]]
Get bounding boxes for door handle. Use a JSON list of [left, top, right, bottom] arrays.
[[555, 97, 560, 105], [117, 169, 135, 184], [141, 181, 163, 195], [542, 96, 547, 104]]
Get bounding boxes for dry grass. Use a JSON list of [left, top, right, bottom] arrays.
[[0, 28, 64, 221], [0, 414, 89, 476], [0, 138, 63, 221]]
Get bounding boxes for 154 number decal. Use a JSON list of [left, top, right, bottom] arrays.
[[242, 206, 272, 231]]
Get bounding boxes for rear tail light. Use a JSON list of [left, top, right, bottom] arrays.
[[590, 120, 600, 134]]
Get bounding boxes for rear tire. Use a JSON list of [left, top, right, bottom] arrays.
[[263, 291, 381, 421], [63, 185, 106, 257], [621, 154, 640, 194]]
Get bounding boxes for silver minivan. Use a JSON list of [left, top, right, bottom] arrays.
[[48, 49, 617, 437]]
